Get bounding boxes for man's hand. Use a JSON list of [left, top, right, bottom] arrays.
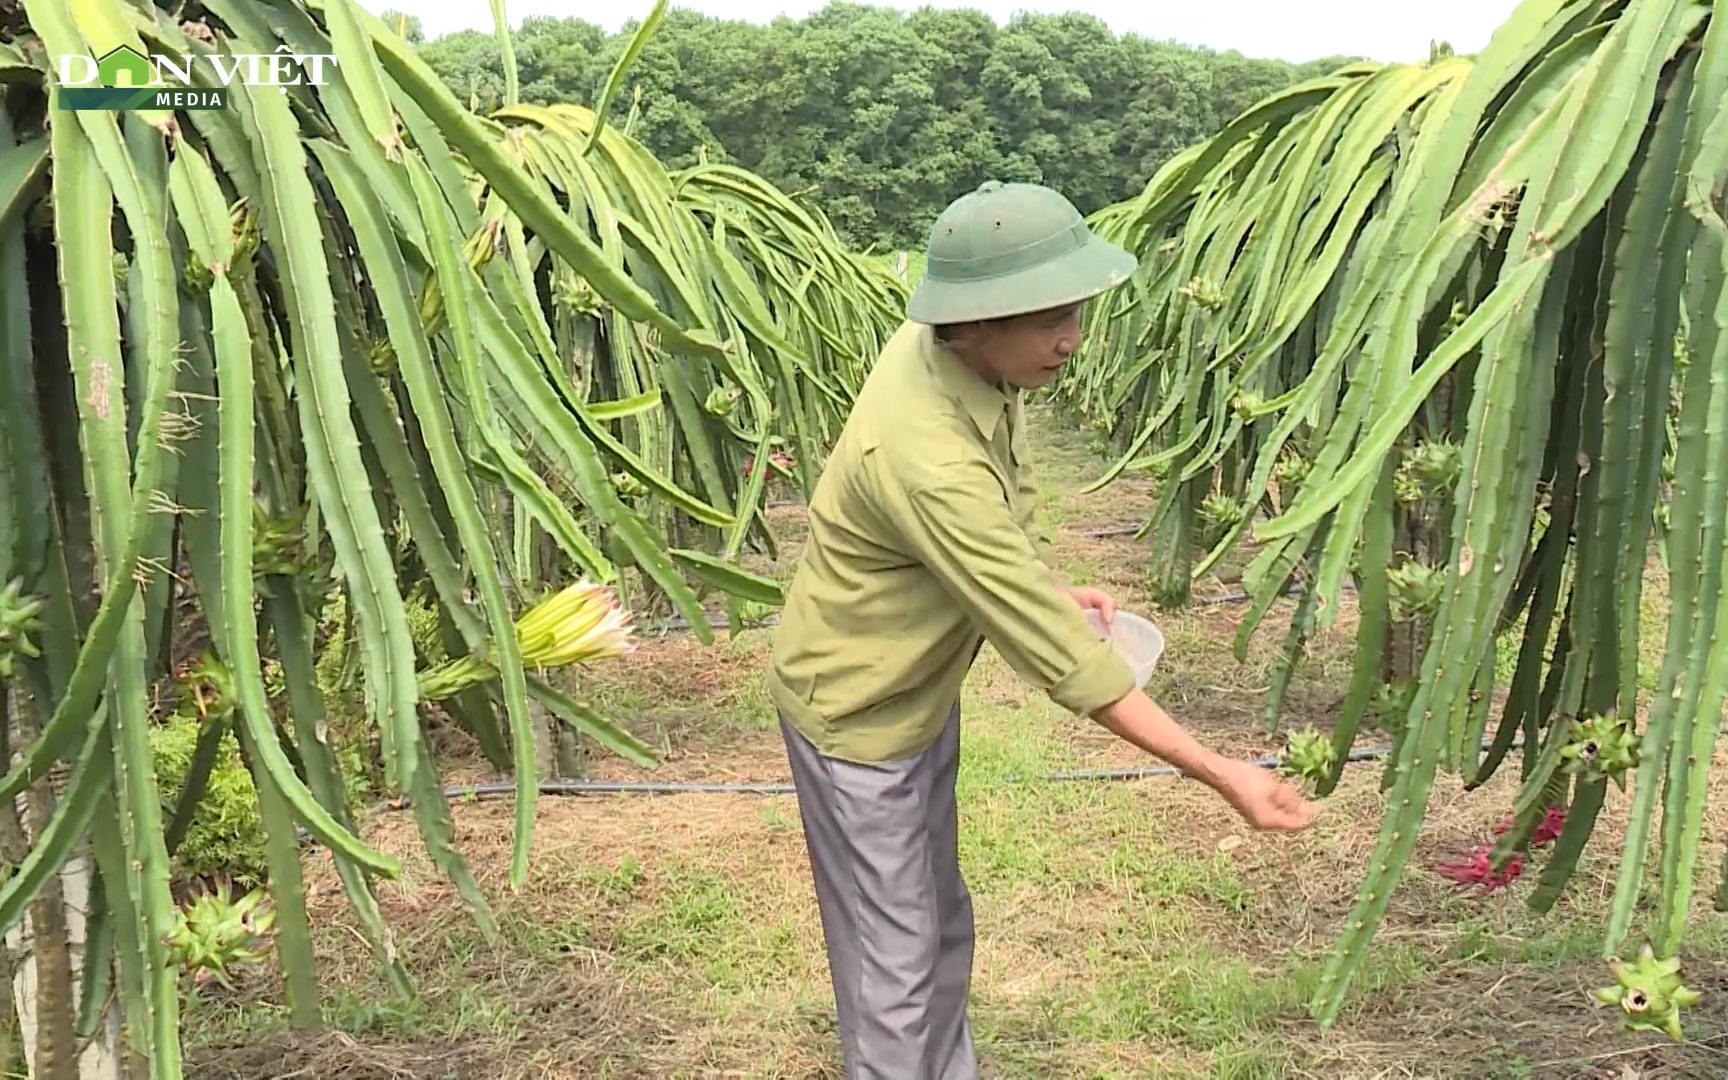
[[1091, 689, 1316, 835], [1210, 759, 1316, 832], [1063, 584, 1116, 623]]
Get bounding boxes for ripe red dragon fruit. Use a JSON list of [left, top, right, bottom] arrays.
[[1434, 844, 1526, 893], [1491, 804, 1567, 846], [1435, 805, 1566, 896]]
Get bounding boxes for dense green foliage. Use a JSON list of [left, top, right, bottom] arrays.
[[387, 3, 1356, 250], [0, 0, 905, 1066], [10, 0, 1721, 1070], [1061, 0, 1727, 1038]]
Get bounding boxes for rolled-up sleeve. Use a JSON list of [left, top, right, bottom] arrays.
[[890, 459, 1135, 716], [1015, 462, 1058, 567]]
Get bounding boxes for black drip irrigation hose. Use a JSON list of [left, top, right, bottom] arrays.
[[405, 740, 1416, 801], [638, 579, 1357, 636], [765, 519, 1150, 540], [290, 558, 1378, 846], [311, 736, 1527, 829], [294, 736, 1526, 850], [642, 612, 781, 634]]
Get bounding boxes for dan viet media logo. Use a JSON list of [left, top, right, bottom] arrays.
[[55, 45, 339, 111]]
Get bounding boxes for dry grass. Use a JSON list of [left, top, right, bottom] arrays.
[[183, 402, 1728, 1079]]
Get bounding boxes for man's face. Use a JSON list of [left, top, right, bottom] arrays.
[[969, 303, 1084, 389]]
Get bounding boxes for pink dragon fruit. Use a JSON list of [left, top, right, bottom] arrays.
[[1434, 845, 1526, 893], [1434, 804, 1565, 895]]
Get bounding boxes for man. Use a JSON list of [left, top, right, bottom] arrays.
[[767, 180, 1315, 1080]]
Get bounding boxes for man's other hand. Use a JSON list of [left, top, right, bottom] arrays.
[[1062, 584, 1116, 623]]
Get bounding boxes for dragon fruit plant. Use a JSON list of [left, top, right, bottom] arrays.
[[1384, 559, 1445, 621], [1560, 710, 1641, 790], [1049, 0, 1728, 1040], [1277, 725, 1338, 792], [0, 577, 45, 681], [1393, 438, 1464, 505], [1592, 944, 1703, 1040], [164, 879, 277, 992]]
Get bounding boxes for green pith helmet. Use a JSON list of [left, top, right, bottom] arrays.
[[906, 180, 1138, 325]]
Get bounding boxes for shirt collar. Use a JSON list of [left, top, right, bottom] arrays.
[[921, 325, 1013, 441]]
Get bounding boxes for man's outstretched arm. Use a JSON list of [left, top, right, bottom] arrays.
[[887, 456, 1315, 833], [1089, 689, 1313, 831]]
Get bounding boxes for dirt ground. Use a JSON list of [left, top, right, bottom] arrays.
[[183, 403, 1728, 1079]]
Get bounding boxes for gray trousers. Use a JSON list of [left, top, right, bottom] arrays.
[[779, 704, 980, 1080]]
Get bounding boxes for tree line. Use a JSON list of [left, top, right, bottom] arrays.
[[383, 3, 1357, 251]]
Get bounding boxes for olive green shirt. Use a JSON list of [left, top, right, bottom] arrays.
[[767, 320, 1136, 763]]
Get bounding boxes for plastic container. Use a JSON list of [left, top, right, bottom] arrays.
[[1085, 608, 1165, 689]]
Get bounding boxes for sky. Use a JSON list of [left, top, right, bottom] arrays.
[[364, 0, 1522, 66]]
